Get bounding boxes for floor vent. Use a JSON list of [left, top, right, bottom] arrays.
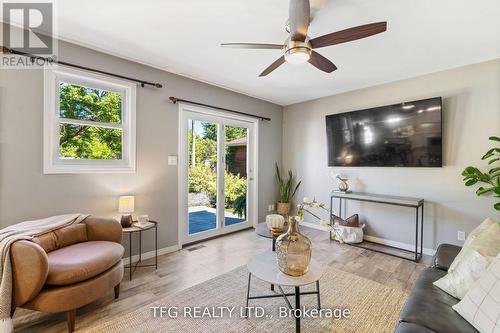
[[186, 245, 206, 252]]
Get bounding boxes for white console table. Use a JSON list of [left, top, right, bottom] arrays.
[[330, 191, 424, 262]]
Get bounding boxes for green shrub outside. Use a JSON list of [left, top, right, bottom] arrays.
[[189, 165, 246, 207]]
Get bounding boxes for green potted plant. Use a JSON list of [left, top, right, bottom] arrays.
[[462, 136, 500, 211], [275, 163, 301, 216]]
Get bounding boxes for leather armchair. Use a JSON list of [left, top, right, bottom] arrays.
[[10, 216, 124, 332]]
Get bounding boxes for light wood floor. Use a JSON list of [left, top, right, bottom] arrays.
[[13, 227, 431, 332]]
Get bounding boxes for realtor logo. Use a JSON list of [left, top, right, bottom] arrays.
[[2, 2, 53, 54], [1, 1, 57, 68]]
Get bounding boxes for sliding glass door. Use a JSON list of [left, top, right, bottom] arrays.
[[179, 105, 257, 245]]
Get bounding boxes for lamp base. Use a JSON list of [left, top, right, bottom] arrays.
[[120, 215, 133, 228]]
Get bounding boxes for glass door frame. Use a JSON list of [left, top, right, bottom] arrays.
[[178, 103, 259, 245]]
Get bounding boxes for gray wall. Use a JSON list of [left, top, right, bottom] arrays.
[[0, 39, 283, 252], [283, 59, 500, 251]]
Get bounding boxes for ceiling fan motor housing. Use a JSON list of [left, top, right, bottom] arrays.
[[285, 38, 312, 64]]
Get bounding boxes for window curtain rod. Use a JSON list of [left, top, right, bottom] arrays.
[[1, 46, 163, 88], [169, 97, 271, 121]]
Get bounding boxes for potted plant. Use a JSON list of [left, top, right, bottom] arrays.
[[462, 136, 500, 211], [275, 163, 301, 216]]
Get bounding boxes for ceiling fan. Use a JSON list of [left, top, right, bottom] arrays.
[[220, 0, 387, 77]]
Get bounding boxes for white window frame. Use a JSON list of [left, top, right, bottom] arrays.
[[43, 66, 136, 174]]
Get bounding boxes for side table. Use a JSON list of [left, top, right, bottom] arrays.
[[122, 221, 158, 280]]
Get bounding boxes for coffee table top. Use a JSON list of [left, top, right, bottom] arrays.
[[247, 251, 325, 287]]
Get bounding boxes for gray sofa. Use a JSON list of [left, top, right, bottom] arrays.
[[394, 244, 478, 333]]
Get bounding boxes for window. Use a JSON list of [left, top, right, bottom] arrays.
[[44, 67, 136, 173]]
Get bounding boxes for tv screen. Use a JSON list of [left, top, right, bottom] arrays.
[[326, 97, 442, 167]]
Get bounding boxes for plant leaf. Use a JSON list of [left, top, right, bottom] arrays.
[[494, 202, 500, 211], [489, 167, 500, 174], [291, 180, 301, 200], [465, 179, 478, 186], [489, 136, 500, 142], [476, 187, 494, 195], [488, 158, 500, 165], [482, 148, 495, 160]]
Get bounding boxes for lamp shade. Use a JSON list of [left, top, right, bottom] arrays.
[[118, 196, 135, 213]]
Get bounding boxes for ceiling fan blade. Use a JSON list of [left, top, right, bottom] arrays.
[[289, 0, 310, 42], [220, 43, 284, 50], [310, 21, 387, 49], [309, 51, 337, 73], [259, 56, 286, 77]]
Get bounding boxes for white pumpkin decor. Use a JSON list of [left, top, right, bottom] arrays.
[[266, 214, 285, 231]]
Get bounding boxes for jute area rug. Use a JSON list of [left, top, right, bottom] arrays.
[[85, 264, 408, 333]]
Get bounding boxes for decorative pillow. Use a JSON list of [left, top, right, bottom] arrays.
[[434, 221, 500, 299], [332, 214, 359, 227], [434, 250, 494, 299], [450, 218, 495, 271], [452, 253, 500, 333]]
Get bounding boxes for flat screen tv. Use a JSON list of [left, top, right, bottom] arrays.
[[326, 97, 442, 167]]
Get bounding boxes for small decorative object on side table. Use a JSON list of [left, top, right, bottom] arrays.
[[334, 174, 351, 193], [122, 220, 158, 280], [118, 195, 135, 227], [136, 214, 153, 228], [266, 214, 285, 237]]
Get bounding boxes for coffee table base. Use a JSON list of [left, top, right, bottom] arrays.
[[244, 273, 321, 333]]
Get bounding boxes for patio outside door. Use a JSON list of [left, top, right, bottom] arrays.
[[179, 104, 258, 245]]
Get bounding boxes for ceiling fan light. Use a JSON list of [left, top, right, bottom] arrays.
[[285, 47, 311, 64]]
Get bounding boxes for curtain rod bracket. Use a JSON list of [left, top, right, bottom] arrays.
[[169, 96, 271, 122]]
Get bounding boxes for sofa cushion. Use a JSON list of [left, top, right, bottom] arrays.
[[32, 223, 88, 253], [398, 267, 478, 333], [54, 223, 87, 248], [32, 232, 59, 253], [46, 241, 124, 286]]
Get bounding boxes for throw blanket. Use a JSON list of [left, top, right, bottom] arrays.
[[0, 213, 88, 333]]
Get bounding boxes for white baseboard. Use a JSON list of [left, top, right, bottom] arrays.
[[122, 244, 181, 264], [302, 221, 436, 256], [363, 235, 436, 256]]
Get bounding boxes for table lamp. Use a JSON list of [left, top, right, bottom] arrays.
[[118, 195, 135, 227]]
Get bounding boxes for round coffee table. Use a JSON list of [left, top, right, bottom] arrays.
[[245, 251, 325, 333]]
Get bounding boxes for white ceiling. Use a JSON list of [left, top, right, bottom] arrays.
[[52, 0, 500, 105]]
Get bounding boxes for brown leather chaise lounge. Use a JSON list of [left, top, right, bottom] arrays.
[[10, 216, 124, 332]]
